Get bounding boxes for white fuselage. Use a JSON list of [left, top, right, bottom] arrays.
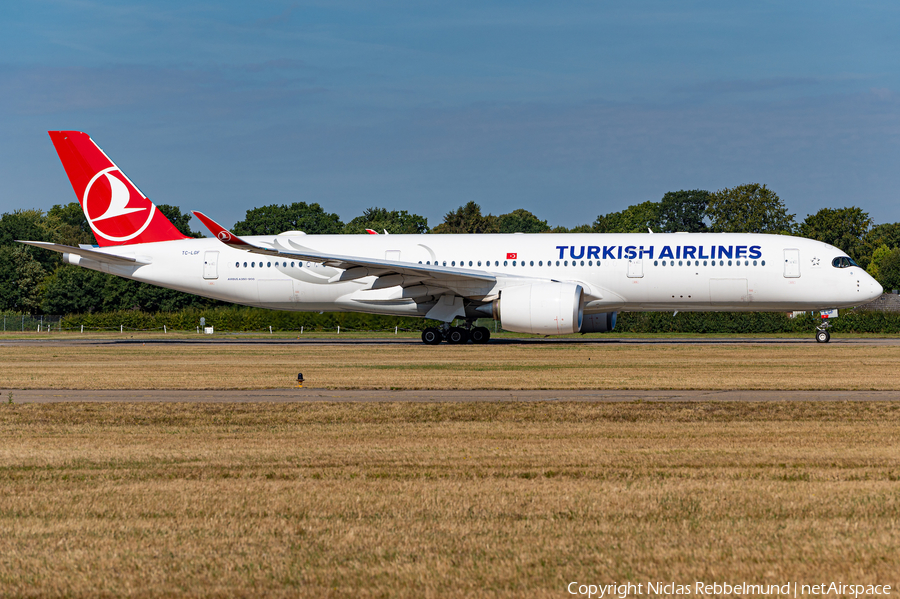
[[71, 232, 883, 319]]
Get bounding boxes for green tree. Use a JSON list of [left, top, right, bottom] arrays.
[[497, 209, 550, 233], [798, 207, 871, 262], [432, 202, 499, 234], [564, 224, 594, 233], [866, 244, 892, 281], [0, 209, 50, 246], [157, 204, 204, 238], [0, 245, 47, 312], [706, 183, 795, 234], [657, 190, 710, 232], [593, 200, 661, 233], [865, 222, 900, 250], [861, 222, 900, 268], [0, 209, 59, 271], [41, 265, 221, 314], [46, 202, 96, 246], [343, 207, 429, 234], [877, 248, 900, 292], [233, 202, 344, 236]]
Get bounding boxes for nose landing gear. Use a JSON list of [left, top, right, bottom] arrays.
[[815, 320, 832, 343]]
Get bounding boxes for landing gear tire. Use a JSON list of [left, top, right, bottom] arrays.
[[816, 330, 830, 343], [446, 327, 468, 344], [470, 326, 491, 344], [422, 327, 443, 345]]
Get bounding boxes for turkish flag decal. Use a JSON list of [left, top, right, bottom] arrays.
[[506, 252, 517, 259]]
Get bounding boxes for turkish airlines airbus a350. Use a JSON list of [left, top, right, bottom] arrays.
[[20, 131, 883, 344]]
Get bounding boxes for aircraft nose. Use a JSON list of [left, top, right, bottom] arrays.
[[872, 279, 884, 299], [865, 274, 883, 302]]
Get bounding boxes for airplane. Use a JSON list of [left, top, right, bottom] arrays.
[[19, 131, 883, 344]]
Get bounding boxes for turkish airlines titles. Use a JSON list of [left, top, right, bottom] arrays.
[[555, 244, 764, 261]]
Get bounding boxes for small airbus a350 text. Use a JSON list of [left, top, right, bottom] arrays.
[[20, 131, 883, 344]]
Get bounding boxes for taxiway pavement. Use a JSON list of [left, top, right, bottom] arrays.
[[4, 388, 898, 403]]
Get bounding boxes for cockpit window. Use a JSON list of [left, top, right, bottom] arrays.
[[832, 256, 859, 268]]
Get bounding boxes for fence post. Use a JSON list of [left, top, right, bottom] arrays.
[[164, 325, 167, 334], [337, 325, 340, 334], [81, 324, 83, 334], [269, 326, 272, 334], [395, 326, 398, 335], [300, 326, 303, 335], [120, 324, 123, 333]]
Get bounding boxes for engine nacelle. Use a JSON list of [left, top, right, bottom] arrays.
[[492, 283, 584, 335], [580, 311, 617, 333]]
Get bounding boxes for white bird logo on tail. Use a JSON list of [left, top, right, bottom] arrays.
[[92, 173, 146, 221]]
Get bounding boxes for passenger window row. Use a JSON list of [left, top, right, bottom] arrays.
[[235, 261, 303, 268], [418, 260, 603, 267], [654, 259, 765, 267]]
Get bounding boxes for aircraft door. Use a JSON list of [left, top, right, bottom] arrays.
[[203, 251, 218, 280], [783, 249, 800, 278], [627, 258, 643, 278]]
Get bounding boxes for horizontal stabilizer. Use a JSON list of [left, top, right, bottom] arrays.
[[17, 240, 147, 266]]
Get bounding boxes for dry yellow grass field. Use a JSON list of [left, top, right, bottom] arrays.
[[1, 342, 899, 390], [0, 402, 898, 598]]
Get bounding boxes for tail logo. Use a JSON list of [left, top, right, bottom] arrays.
[[83, 167, 157, 242], [217, 231, 233, 242]]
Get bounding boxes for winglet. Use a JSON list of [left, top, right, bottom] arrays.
[[192, 211, 253, 249]]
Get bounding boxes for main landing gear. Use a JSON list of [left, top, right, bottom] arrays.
[[421, 321, 491, 345]]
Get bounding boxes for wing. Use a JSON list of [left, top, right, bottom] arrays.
[[193, 211, 503, 296]]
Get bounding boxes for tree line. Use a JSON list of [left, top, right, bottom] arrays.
[[1, 182, 899, 315]]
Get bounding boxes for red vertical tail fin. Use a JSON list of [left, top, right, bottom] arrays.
[[48, 131, 188, 246]]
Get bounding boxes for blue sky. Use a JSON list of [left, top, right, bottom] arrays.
[[2, 1, 898, 230]]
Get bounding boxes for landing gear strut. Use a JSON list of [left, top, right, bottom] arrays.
[[815, 320, 831, 343]]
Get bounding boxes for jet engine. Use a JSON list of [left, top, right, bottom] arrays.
[[580, 311, 617, 333], [489, 282, 584, 335]]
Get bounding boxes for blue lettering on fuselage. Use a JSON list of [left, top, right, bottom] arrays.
[[539, 245, 764, 262]]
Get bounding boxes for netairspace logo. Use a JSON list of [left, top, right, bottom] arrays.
[[566, 581, 892, 598]]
